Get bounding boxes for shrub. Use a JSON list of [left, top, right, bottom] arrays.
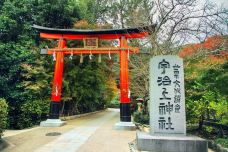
[[16, 99, 49, 129], [0, 98, 8, 138], [107, 91, 120, 108], [215, 138, 228, 148], [107, 99, 120, 108], [185, 58, 228, 131], [133, 111, 149, 125]]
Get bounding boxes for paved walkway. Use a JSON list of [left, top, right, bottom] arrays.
[[2, 109, 214, 152], [2, 109, 135, 152]]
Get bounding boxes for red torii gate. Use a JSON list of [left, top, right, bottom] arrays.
[[33, 24, 154, 126]]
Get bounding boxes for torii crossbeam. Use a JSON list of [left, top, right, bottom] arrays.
[[33, 24, 154, 127]]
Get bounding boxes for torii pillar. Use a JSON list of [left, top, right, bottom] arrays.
[[115, 36, 135, 130], [40, 38, 66, 127]]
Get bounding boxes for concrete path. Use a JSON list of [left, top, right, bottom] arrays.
[[2, 109, 135, 152], [2, 109, 214, 152]]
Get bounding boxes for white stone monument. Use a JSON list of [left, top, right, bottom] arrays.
[[150, 55, 186, 135], [136, 55, 208, 152]]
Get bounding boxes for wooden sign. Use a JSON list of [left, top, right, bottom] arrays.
[[83, 38, 98, 48]]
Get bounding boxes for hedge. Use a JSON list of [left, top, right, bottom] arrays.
[[0, 98, 8, 138]]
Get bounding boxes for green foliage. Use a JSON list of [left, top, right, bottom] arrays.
[[209, 95, 228, 124], [215, 138, 228, 148], [17, 99, 49, 129], [107, 91, 120, 108], [0, 98, 8, 138], [34, 0, 78, 28], [70, 0, 109, 23], [62, 57, 108, 114], [133, 110, 149, 125], [0, 0, 116, 129], [185, 58, 228, 131]]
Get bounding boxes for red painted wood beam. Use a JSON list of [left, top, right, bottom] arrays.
[[46, 48, 139, 55], [48, 50, 120, 55]]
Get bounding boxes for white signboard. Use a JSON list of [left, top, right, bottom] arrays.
[[150, 55, 186, 135]]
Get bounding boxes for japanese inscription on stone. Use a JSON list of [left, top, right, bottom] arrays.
[[150, 55, 186, 134]]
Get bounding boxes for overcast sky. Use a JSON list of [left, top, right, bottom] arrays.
[[210, 0, 228, 8]]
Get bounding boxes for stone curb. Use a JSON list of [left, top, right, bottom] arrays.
[[0, 139, 8, 151], [60, 109, 107, 121], [135, 123, 150, 133], [208, 140, 228, 152]]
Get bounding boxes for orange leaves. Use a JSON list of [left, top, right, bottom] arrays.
[[107, 76, 118, 96], [73, 20, 92, 29], [207, 55, 226, 65], [179, 35, 227, 59], [179, 43, 203, 58], [73, 20, 112, 29], [203, 35, 222, 50]]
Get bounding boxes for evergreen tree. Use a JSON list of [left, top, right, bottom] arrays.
[[0, 0, 116, 128]]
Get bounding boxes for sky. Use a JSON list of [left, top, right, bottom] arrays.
[[210, 0, 228, 8]]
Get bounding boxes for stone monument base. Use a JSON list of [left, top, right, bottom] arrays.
[[136, 131, 208, 152], [40, 119, 66, 127], [115, 121, 136, 130]]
